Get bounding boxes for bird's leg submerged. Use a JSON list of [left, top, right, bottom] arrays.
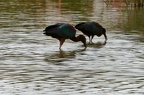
[[59, 38, 65, 49], [90, 35, 94, 43], [88, 35, 94, 43], [88, 36, 92, 43], [88, 36, 91, 43]]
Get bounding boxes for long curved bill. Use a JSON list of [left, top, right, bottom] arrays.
[[103, 32, 108, 41], [84, 43, 87, 49]]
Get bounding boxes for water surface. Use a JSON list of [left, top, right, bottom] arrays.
[[0, 0, 144, 95]]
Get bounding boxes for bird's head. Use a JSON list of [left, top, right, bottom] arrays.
[[102, 28, 108, 41], [77, 35, 87, 49]]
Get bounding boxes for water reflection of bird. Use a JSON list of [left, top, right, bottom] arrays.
[[44, 50, 76, 64], [87, 41, 107, 48], [75, 22, 108, 43], [43, 23, 87, 49]]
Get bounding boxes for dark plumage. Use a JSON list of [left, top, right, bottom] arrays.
[[43, 23, 87, 49], [75, 22, 107, 43]]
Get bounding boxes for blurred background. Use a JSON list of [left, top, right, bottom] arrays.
[[0, 0, 144, 95]]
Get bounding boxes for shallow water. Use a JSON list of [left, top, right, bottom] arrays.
[[0, 0, 144, 95]]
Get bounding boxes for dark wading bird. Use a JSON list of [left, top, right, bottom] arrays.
[[43, 23, 87, 49], [75, 22, 108, 43]]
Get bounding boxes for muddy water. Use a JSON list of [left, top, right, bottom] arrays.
[[0, 0, 144, 95]]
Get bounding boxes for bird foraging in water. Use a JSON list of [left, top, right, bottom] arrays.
[[43, 23, 87, 49], [75, 22, 107, 43]]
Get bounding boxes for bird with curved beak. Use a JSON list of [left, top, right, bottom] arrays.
[[43, 23, 87, 49], [75, 21, 108, 43]]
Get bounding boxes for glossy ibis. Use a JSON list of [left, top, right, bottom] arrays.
[[43, 23, 87, 49], [75, 22, 107, 43]]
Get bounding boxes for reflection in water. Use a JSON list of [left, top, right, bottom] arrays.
[[44, 50, 76, 63], [104, 0, 144, 7], [122, 8, 144, 32], [44, 49, 87, 64], [58, 0, 61, 10], [87, 41, 107, 48], [0, 0, 144, 95]]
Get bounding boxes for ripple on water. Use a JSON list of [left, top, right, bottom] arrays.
[[0, 0, 144, 95]]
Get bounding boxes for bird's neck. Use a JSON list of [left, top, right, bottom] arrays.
[[70, 36, 80, 42], [70, 35, 87, 48]]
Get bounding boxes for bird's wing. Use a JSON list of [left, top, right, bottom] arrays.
[[75, 22, 103, 36], [44, 24, 60, 33], [44, 23, 76, 39], [58, 24, 76, 39], [75, 22, 89, 32]]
